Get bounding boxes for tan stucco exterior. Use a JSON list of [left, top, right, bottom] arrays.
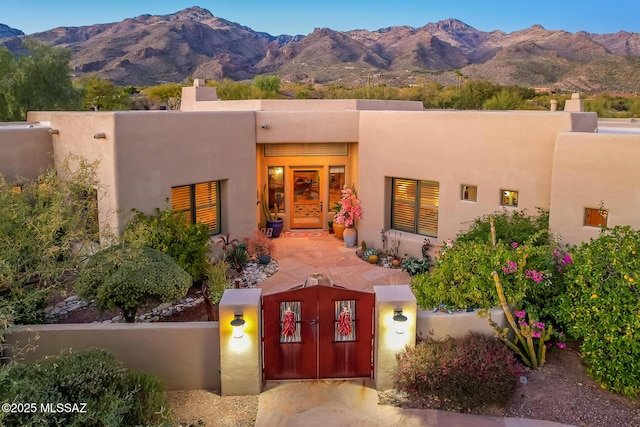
[[0, 124, 52, 181], [4, 323, 221, 391], [2, 82, 638, 253]]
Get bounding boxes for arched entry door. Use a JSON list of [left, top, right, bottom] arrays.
[[262, 279, 374, 380]]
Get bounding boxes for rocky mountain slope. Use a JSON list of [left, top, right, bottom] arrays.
[[2, 6, 639, 92]]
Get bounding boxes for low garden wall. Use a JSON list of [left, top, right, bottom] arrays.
[[4, 322, 220, 391], [416, 307, 507, 341]]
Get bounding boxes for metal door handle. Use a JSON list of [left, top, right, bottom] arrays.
[[309, 319, 318, 325]]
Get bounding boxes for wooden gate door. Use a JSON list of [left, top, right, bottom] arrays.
[[263, 284, 374, 380]]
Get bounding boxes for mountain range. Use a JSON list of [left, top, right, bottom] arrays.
[[2, 6, 640, 93]]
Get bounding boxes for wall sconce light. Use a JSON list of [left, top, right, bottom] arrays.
[[48, 128, 59, 135], [393, 309, 408, 334], [230, 313, 246, 338], [93, 133, 106, 139]]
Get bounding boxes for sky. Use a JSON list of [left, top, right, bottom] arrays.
[[2, 0, 640, 36]]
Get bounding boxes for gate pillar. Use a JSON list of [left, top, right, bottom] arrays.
[[373, 285, 416, 390], [219, 288, 262, 396]]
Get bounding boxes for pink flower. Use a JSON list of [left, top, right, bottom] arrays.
[[532, 331, 542, 338], [515, 310, 526, 319], [502, 260, 517, 274], [511, 242, 518, 249], [556, 342, 566, 349], [334, 186, 363, 228], [533, 321, 545, 329], [518, 320, 529, 328]]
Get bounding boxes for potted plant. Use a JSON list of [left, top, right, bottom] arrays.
[[246, 229, 276, 264], [334, 185, 363, 247], [261, 184, 284, 238]]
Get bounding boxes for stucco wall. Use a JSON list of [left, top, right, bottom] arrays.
[[49, 111, 258, 238], [5, 323, 221, 391], [255, 111, 359, 144], [549, 131, 640, 245], [357, 110, 597, 257], [0, 125, 52, 181], [50, 112, 118, 235], [113, 111, 257, 237]]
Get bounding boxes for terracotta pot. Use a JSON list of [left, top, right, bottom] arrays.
[[333, 222, 346, 239], [343, 227, 357, 248]]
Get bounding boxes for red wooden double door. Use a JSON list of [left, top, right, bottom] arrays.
[[262, 284, 374, 380]]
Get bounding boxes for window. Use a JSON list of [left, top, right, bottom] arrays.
[[392, 178, 439, 237], [501, 190, 519, 207], [585, 208, 608, 228], [329, 166, 345, 208], [461, 184, 477, 202], [268, 166, 284, 213], [171, 181, 220, 234]]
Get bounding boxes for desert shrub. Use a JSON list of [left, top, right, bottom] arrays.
[[557, 226, 640, 398], [414, 220, 569, 326], [123, 206, 212, 282], [75, 245, 192, 322], [393, 334, 521, 410], [0, 349, 170, 427], [456, 208, 549, 247], [204, 260, 231, 305]]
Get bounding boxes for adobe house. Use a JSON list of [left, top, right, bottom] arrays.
[[2, 80, 640, 257]]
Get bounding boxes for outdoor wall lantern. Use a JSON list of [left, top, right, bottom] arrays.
[[93, 133, 107, 139], [393, 309, 408, 334], [231, 313, 246, 338]]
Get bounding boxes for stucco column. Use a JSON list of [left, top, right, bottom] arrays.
[[373, 285, 416, 390], [219, 288, 262, 396]]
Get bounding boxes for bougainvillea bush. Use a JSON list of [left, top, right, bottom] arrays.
[[557, 226, 640, 398], [393, 334, 521, 410], [412, 232, 568, 322]]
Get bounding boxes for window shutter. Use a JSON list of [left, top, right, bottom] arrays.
[[392, 179, 417, 232], [171, 186, 192, 224], [418, 180, 439, 236], [195, 182, 219, 233]]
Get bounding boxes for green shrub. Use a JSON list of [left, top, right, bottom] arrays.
[[123, 206, 212, 282], [456, 208, 549, 246], [557, 226, 640, 398], [393, 334, 521, 410], [413, 227, 569, 326], [0, 349, 170, 427], [401, 257, 430, 276], [75, 245, 192, 322]]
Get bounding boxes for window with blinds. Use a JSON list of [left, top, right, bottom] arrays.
[[391, 178, 439, 237], [171, 181, 220, 234]]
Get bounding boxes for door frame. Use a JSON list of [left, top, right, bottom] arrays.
[[290, 168, 323, 229]]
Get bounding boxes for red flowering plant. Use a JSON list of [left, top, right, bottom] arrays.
[[333, 185, 363, 228]]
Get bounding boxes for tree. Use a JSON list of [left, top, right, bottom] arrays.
[[483, 89, 524, 110], [77, 74, 131, 111], [0, 157, 101, 333], [144, 83, 182, 109], [252, 74, 281, 94], [451, 80, 501, 110], [0, 40, 81, 121], [74, 245, 192, 322]]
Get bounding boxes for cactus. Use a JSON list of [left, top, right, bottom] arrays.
[[261, 184, 278, 222], [490, 271, 552, 369]]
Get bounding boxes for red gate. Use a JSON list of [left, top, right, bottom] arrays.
[[262, 280, 374, 380]]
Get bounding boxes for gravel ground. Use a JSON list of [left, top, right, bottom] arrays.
[[379, 345, 639, 427], [167, 390, 258, 427]]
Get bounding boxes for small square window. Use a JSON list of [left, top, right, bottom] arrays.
[[501, 190, 519, 207], [585, 208, 608, 228], [461, 185, 477, 202]]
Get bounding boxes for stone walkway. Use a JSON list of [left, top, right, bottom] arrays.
[[254, 233, 576, 427]]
